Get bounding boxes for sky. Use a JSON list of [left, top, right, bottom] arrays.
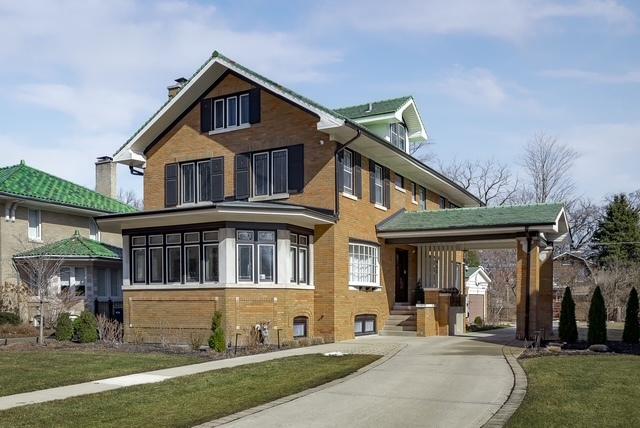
[[0, 0, 639, 204]]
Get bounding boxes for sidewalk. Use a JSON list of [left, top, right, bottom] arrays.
[[0, 340, 401, 411]]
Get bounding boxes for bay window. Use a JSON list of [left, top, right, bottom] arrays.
[[185, 245, 200, 283], [289, 233, 309, 284], [166, 246, 181, 283], [149, 247, 163, 283], [349, 242, 380, 287], [132, 248, 146, 284]]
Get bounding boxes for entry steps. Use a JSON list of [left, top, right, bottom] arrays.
[[380, 304, 417, 337]]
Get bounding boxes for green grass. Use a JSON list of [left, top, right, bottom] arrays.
[[0, 354, 378, 428], [0, 350, 202, 396], [508, 355, 640, 428]]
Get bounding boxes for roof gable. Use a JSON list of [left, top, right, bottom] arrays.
[[0, 162, 136, 214], [334, 96, 412, 119], [13, 231, 122, 260]]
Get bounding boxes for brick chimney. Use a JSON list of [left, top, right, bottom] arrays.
[[167, 77, 188, 99], [95, 156, 117, 199]]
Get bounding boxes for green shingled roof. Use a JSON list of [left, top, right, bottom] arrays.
[[13, 231, 122, 260], [0, 162, 136, 214], [465, 266, 482, 279], [377, 203, 564, 233], [334, 96, 413, 119]]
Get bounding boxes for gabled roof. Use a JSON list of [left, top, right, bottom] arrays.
[[334, 96, 412, 119], [465, 266, 492, 283], [13, 231, 122, 260], [0, 162, 136, 214]]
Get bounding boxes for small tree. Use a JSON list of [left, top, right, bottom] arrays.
[[622, 287, 639, 344], [55, 312, 74, 341], [588, 286, 607, 344], [559, 287, 578, 343], [208, 311, 226, 352], [74, 311, 98, 343]]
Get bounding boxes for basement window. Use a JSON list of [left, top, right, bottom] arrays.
[[354, 314, 376, 336]]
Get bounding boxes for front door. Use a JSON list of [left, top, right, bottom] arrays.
[[395, 249, 409, 303]]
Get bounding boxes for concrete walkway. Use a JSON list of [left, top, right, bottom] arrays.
[[0, 340, 400, 411], [207, 328, 518, 428]]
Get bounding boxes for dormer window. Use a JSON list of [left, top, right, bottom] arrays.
[[201, 90, 259, 134], [390, 123, 407, 151]]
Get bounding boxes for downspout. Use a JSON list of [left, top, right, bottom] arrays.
[[334, 128, 361, 219], [10, 202, 17, 222], [524, 226, 532, 340]]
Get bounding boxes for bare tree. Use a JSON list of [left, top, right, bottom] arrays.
[[439, 158, 519, 206], [521, 132, 579, 204], [479, 249, 518, 323], [594, 261, 640, 321], [118, 189, 143, 210], [567, 198, 602, 252]]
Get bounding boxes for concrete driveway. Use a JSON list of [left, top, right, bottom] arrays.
[[223, 328, 516, 428]]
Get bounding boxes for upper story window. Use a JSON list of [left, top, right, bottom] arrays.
[[411, 182, 417, 203], [89, 219, 100, 241], [253, 149, 288, 198], [27, 209, 41, 241], [165, 157, 224, 208], [440, 196, 447, 209], [343, 150, 354, 194], [374, 165, 383, 204], [201, 91, 258, 134], [369, 161, 390, 209], [349, 242, 380, 287], [390, 123, 407, 151], [394, 174, 404, 190], [419, 186, 427, 211]]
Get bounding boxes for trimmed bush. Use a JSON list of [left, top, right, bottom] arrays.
[[473, 316, 483, 327], [623, 287, 639, 344], [0, 311, 20, 326], [208, 311, 226, 352], [559, 287, 578, 343], [588, 286, 607, 345], [74, 311, 98, 343], [55, 312, 74, 341]]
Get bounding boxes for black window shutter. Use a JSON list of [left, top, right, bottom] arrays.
[[249, 88, 261, 124], [165, 163, 179, 207], [354, 152, 362, 198], [287, 144, 304, 194], [336, 150, 344, 192], [369, 160, 376, 204], [211, 157, 225, 202], [235, 154, 251, 200], [383, 167, 391, 208], [201, 99, 212, 133]]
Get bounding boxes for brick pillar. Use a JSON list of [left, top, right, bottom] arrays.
[[516, 238, 553, 340], [416, 304, 437, 336]]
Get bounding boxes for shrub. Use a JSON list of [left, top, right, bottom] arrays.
[[190, 331, 205, 351], [74, 311, 98, 343], [55, 312, 74, 341], [96, 314, 123, 343], [623, 287, 639, 344], [473, 316, 483, 327], [0, 311, 20, 326], [588, 286, 607, 345], [208, 311, 226, 352], [0, 323, 38, 338], [559, 287, 578, 343]]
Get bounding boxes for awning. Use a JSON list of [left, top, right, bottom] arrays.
[[96, 201, 336, 233], [376, 203, 570, 249]]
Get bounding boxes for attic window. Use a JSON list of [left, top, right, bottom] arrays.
[[201, 90, 259, 134], [390, 123, 407, 151]]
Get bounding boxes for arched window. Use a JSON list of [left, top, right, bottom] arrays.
[[354, 314, 376, 336], [293, 316, 308, 338]]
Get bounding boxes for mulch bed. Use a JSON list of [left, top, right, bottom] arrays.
[[520, 340, 640, 359]]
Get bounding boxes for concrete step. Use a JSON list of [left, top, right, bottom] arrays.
[[385, 317, 416, 325], [390, 309, 417, 316], [381, 325, 417, 332], [379, 330, 417, 337]]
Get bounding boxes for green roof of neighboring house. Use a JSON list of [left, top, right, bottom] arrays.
[[465, 266, 482, 279], [334, 96, 412, 119], [377, 203, 564, 233], [13, 231, 122, 260], [0, 162, 137, 214]]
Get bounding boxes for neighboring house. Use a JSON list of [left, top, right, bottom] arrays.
[[465, 266, 491, 323], [97, 51, 569, 344], [552, 252, 596, 321], [0, 160, 136, 323]]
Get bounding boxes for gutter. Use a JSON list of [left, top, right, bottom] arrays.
[[334, 128, 361, 219]]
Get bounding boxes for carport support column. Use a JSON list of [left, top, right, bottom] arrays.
[[516, 237, 554, 340]]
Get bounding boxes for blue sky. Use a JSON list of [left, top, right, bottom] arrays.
[[1, 0, 638, 203]]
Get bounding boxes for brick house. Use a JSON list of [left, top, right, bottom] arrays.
[[0, 161, 135, 323], [98, 51, 569, 344]]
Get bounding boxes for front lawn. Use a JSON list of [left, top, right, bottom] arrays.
[[508, 355, 640, 427], [0, 350, 202, 396], [0, 354, 378, 428]]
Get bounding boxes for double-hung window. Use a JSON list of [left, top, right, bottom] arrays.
[[253, 152, 270, 197], [236, 230, 276, 283], [374, 164, 384, 205], [349, 242, 380, 287], [257, 231, 275, 283], [131, 236, 146, 285], [343, 150, 354, 194], [271, 149, 288, 195], [181, 163, 196, 204], [390, 123, 407, 151], [289, 234, 309, 284], [440, 196, 447, 209], [419, 186, 427, 211], [395, 174, 404, 190], [237, 231, 254, 282], [214, 99, 225, 130], [203, 231, 219, 283], [252, 149, 288, 198], [28, 209, 41, 241], [226, 96, 238, 127]]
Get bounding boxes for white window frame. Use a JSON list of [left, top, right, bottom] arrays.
[[390, 122, 407, 151], [166, 246, 182, 284], [89, 219, 100, 241], [214, 98, 225, 130], [203, 243, 219, 283], [148, 247, 164, 284], [180, 162, 196, 204], [131, 248, 147, 285], [411, 183, 417, 204], [349, 242, 380, 287], [374, 164, 384, 205], [253, 152, 270, 197], [27, 208, 41, 241], [236, 243, 254, 283], [271, 149, 288, 196], [184, 244, 201, 284], [257, 243, 276, 283], [226, 96, 238, 128], [343, 149, 354, 194], [239, 93, 250, 125]]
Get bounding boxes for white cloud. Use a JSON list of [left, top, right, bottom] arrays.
[[437, 67, 509, 108], [540, 68, 640, 84], [312, 0, 635, 41]]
